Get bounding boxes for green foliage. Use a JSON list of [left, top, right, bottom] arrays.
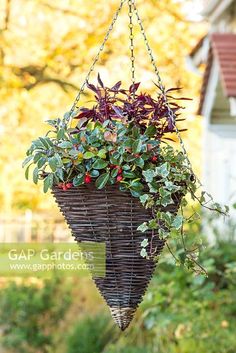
[[66, 314, 115, 353], [0, 233, 235, 353], [98, 234, 236, 353], [0, 278, 71, 353], [23, 79, 228, 273], [138, 237, 236, 353], [104, 346, 151, 353]]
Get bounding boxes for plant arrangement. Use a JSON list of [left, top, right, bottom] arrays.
[[23, 76, 228, 273]]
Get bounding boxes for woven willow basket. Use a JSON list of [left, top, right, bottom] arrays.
[[52, 184, 179, 330]]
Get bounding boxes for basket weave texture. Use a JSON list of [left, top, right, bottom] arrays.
[[52, 184, 178, 330]]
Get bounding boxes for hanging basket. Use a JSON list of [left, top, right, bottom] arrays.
[[22, 0, 217, 334], [52, 184, 180, 330]]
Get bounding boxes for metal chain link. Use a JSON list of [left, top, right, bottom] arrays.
[[128, 0, 136, 96], [133, 1, 201, 184], [66, 0, 126, 127]]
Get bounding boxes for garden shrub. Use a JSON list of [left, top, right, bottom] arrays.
[[139, 237, 236, 353], [66, 313, 116, 353], [0, 277, 71, 353], [101, 235, 236, 353], [0, 234, 235, 353]]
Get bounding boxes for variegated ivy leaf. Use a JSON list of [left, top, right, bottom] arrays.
[[140, 248, 148, 258], [140, 194, 149, 205], [159, 187, 171, 198], [148, 182, 158, 193], [157, 188, 173, 207], [162, 212, 173, 227], [137, 222, 149, 233], [171, 215, 183, 230], [155, 162, 170, 178], [148, 219, 158, 229], [161, 196, 173, 207], [158, 228, 169, 238], [141, 238, 149, 248], [143, 169, 156, 183], [165, 181, 180, 192]]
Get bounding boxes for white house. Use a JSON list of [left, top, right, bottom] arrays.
[[190, 0, 236, 208]]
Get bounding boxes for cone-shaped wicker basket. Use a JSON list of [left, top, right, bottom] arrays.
[[49, 0, 185, 331], [52, 184, 179, 330]]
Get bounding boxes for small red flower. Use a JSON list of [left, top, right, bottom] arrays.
[[85, 175, 92, 184], [151, 156, 158, 162], [58, 183, 64, 189], [117, 167, 123, 175], [66, 183, 73, 189], [117, 175, 123, 182]]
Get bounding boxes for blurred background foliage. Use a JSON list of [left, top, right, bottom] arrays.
[[0, 1, 235, 352], [0, 0, 204, 214], [0, 231, 235, 353]]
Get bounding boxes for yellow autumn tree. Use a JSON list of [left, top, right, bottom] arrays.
[[0, 0, 204, 213]]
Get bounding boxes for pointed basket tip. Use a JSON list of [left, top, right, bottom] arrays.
[[110, 307, 136, 331]]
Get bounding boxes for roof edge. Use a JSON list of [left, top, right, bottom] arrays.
[[198, 33, 236, 115]]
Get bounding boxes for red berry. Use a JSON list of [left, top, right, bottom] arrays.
[[66, 183, 73, 189], [117, 175, 123, 182], [85, 175, 92, 184], [62, 184, 68, 191], [117, 168, 122, 175], [151, 156, 158, 162]]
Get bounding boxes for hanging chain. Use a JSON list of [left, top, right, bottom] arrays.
[[128, 0, 136, 96], [133, 1, 201, 184], [66, 0, 126, 127], [63, 0, 200, 184]]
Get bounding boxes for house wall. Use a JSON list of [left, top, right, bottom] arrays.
[[211, 82, 236, 124], [203, 124, 236, 242], [203, 126, 236, 206], [203, 1, 236, 218], [210, 1, 236, 31], [202, 77, 236, 206]]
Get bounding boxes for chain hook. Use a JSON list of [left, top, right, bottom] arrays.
[[128, 0, 136, 98]]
